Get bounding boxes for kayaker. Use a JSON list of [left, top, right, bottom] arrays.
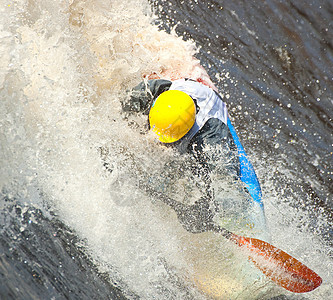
[[121, 79, 322, 295], [122, 78, 263, 235]]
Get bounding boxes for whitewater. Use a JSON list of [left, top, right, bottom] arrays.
[[1, 0, 332, 299]]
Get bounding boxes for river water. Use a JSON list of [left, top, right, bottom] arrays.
[[1, 0, 332, 299]]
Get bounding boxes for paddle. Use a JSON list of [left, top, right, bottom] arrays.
[[139, 183, 322, 293], [160, 197, 322, 292], [210, 224, 322, 293]]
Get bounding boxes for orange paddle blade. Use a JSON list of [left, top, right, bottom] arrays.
[[233, 235, 322, 293]]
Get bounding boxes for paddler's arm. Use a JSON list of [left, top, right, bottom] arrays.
[[122, 79, 172, 115], [141, 179, 215, 234]]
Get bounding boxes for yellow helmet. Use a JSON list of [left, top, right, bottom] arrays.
[[149, 90, 196, 143]]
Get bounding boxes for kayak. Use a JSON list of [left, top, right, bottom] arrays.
[[178, 117, 272, 299], [184, 118, 272, 299]]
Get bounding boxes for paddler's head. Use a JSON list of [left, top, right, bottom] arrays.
[[149, 90, 196, 143]]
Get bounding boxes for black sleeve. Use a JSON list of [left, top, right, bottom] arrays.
[[122, 79, 172, 115]]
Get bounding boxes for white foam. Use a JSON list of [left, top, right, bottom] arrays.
[[1, 1, 330, 299]]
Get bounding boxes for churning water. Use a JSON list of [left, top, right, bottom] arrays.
[[1, 0, 332, 299]]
